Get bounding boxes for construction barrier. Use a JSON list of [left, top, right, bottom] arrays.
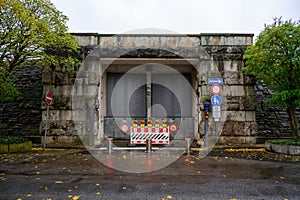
[[130, 127, 169, 144]]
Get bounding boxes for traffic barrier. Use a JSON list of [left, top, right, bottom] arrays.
[[130, 127, 169, 144]]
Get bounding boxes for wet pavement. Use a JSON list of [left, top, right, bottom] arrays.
[[0, 148, 299, 200]]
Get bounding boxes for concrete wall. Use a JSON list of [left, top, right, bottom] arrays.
[[40, 33, 258, 145], [1, 33, 297, 145]]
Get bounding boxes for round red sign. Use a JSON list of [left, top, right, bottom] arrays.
[[45, 91, 53, 105], [210, 84, 222, 95]]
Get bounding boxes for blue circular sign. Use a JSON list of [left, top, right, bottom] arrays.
[[211, 95, 222, 106]]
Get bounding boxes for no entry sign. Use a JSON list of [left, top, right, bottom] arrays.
[[45, 91, 53, 105]]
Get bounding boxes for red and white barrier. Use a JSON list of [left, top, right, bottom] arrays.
[[130, 127, 170, 144]]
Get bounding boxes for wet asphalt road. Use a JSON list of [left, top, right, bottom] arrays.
[[0, 149, 299, 200]]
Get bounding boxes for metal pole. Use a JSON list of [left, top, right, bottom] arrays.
[[215, 121, 218, 144], [107, 138, 113, 154], [204, 119, 208, 147], [185, 138, 191, 155], [43, 105, 49, 149], [146, 138, 152, 153]]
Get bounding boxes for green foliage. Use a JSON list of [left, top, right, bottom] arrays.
[[0, 75, 21, 101], [0, 135, 25, 144], [243, 17, 300, 109], [0, 0, 81, 100], [266, 138, 300, 146], [243, 17, 300, 137]]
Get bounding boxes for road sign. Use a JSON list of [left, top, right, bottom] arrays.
[[45, 91, 53, 105], [212, 106, 221, 118], [211, 95, 222, 106], [210, 84, 222, 94], [208, 78, 223, 85]]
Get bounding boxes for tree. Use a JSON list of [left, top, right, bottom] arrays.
[[0, 0, 80, 100], [243, 17, 300, 137]]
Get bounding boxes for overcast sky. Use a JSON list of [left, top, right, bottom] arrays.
[[51, 0, 300, 38]]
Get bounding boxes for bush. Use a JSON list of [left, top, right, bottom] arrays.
[[266, 138, 300, 146], [0, 136, 25, 145]]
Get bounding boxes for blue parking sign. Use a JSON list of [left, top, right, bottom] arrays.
[[211, 95, 222, 106]]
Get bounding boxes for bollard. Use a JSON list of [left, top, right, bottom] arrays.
[[146, 138, 152, 153], [107, 138, 113, 154], [185, 138, 191, 155]]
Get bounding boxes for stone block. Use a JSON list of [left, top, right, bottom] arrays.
[[72, 110, 87, 121], [245, 111, 256, 121], [224, 71, 243, 85], [244, 122, 257, 136], [218, 136, 256, 145], [99, 36, 118, 48], [160, 36, 179, 48], [61, 110, 72, 121], [132, 36, 150, 47], [225, 111, 246, 121], [240, 96, 257, 110], [148, 37, 160, 47], [288, 145, 300, 155], [119, 36, 135, 47], [222, 121, 245, 136], [49, 110, 60, 121], [75, 35, 98, 46], [223, 61, 243, 72], [87, 71, 100, 85], [178, 36, 199, 48], [223, 96, 240, 111], [223, 85, 246, 96]]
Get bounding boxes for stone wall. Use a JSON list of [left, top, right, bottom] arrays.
[[2, 33, 297, 145], [40, 33, 258, 145], [0, 65, 43, 139], [40, 66, 79, 144], [255, 80, 300, 137], [198, 34, 257, 144]]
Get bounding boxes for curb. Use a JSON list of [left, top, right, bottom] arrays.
[[265, 142, 300, 155]]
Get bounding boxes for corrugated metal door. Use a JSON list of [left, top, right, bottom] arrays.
[[152, 73, 192, 118], [106, 73, 146, 118]]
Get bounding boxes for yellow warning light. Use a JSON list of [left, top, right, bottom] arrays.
[[162, 120, 167, 127], [155, 120, 160, 127], [140, 120, 145, 127], [147, 119, 152, 127], [133, 120, 138, 127]]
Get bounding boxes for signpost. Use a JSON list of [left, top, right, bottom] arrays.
[[44, 91, 53, 149], [209, 78, 223, 145]]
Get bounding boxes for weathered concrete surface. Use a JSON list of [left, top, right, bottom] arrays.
[[0, 149, 299, 199], [42, 33, 258, 145]]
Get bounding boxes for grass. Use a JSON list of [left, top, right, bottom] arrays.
[[266, 138, 300, 146], [0, 136, 25, 145]]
